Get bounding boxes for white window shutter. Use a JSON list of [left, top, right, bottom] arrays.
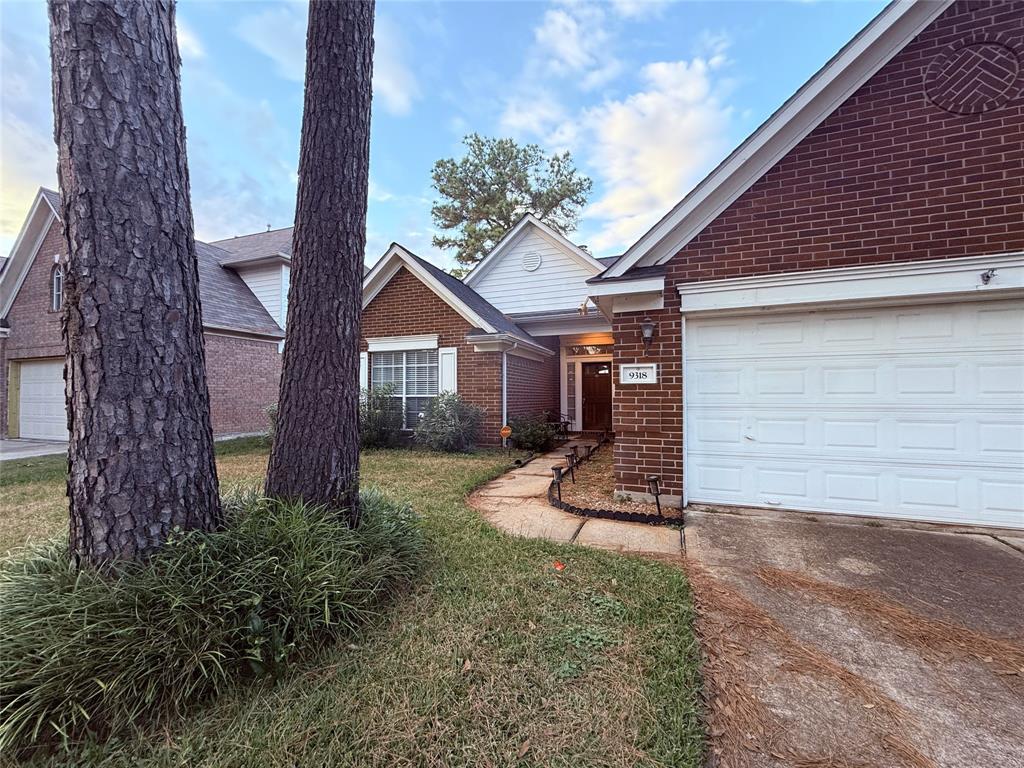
[[439, 347, 457, 392], [359, 351, 369, 390]]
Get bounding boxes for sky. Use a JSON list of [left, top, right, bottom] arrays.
[[0, 0, 887, 270]]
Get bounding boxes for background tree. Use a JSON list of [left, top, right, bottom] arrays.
[[48, 0, 221, 565], [265, 0, 373, 524], [431, 134, 592, 272]]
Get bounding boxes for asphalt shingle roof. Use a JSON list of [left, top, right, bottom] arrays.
[[406, 252, 538, 346], [210, 227, 293, 265], [37, 188, 283, 339]]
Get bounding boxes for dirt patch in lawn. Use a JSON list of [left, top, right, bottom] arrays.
[[558, 448, 681, 520]]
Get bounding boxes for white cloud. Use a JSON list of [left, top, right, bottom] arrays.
[[176, 19, 205, 61], [580, 55, 733, 251], [235, 5, 421, 116], [609, 0, 672, 20], [530, 3, 621, 90], [373, 16, 422, 116]]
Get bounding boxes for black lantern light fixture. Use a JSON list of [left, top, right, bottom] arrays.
[[640, 317, 657, 353], [551, 465, 564, 502]]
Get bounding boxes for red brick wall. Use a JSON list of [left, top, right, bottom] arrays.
[[614, 1, 1024, 498], [2, 218, 281, 438], [361, 266, 505, 444], [204, 333, 281, 436], [506, 339, 560, 420]]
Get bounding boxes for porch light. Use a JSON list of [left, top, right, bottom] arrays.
[[647, 475, 662, 517], [640, 317, 657, 353]]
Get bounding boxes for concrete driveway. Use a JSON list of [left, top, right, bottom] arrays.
[[684, 506, 1024, 768], [0, 439, 67, 461]]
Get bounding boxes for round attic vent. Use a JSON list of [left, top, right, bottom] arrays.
[[925, 36, 1021, 115], [522, 252, 542, 272]]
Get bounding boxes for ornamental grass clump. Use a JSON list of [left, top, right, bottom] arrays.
[[0, 488, 423, 753]]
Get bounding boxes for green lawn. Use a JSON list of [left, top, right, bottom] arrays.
[[0, 440, 704, 767]]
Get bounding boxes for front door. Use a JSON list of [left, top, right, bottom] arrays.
[[581, 361, 612, 431]]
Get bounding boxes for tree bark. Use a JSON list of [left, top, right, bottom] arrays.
[[48, 0, 221, 565], [264, 0, 374, 524]]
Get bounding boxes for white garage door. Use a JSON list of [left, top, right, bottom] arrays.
[[18, 359, 68, 440], [685, 299, 1024, 528]]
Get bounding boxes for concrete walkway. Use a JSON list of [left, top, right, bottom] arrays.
[[470, 441, 682, 557]]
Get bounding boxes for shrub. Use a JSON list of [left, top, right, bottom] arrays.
[[0, 489, 423, 752], [361, 384, 404, 449], [265, 402, 278, 444], [508, 412, 558, 453], [413, 392, 483, 452]]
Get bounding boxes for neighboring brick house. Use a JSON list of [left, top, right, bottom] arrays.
[[588, 0, 1023, 529], [0, 188, 285, 440]]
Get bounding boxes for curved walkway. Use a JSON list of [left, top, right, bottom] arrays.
[[470, 441, 683, 557]]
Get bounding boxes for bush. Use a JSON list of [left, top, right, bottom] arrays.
[[508, 412, 559, 453], [264, 402, 278, 444], [0, 489, 423, 752], [360, 384, 404, 449], [413, 392, 483, 452]]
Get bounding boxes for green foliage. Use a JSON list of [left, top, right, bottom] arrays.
[[413, 392, 483, 452], [264, 402, 278, 444], [431, 134, 593, 268], [508, 412, 559, 453], [360, 385, 404, 449], [0, 490, 423, 753]]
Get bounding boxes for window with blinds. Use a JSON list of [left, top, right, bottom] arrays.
[[370, 349, 439, 428]]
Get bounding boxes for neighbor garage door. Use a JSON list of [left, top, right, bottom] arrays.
[[18, 359, 68, 440], [685, 299, 1024, 528]]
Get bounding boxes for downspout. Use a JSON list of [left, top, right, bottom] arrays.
[[501, 350, 508, 448]]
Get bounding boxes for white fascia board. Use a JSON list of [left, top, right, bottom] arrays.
[[677, 252, 1024, 313], [362, 244, 497, 333], [603, 0, 953, 278], [516, 314, 612, 337], [463, 214, 604, 288], [466, 332, 555, 361], [0, 194, 56, 318], [366, 334, 439, 352], [586, 275, 665, 298]]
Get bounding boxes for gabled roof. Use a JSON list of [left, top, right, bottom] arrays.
[[210, 227, 293, 267], [363, 243, 550, 354], [463, 213, 606, 288], [600, 0, 954, 280], [0, 188, 283, 339]]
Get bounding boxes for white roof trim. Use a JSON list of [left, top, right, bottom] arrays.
[[463, 213, 605, 288], [0, 189, 60, 319], [362, 243, 497, 333], [602, 0, 954, 279], [366, 334, 438, 352], [677, 252, 1024, 313]]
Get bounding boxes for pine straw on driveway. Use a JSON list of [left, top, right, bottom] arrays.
[[683, 509, 1024, 768]]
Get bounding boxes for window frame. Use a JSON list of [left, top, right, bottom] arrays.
[[369, 348, 440, 430], [50, 264, 64, 312]]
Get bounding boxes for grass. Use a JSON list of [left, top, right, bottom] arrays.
[[0, 440, 704, 767]]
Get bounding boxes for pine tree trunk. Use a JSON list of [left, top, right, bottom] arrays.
[[48, 0, 221, 565], [264, 0, 374, 524]]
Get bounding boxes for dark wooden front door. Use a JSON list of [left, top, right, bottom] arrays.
[[581, 362, 612, 431]]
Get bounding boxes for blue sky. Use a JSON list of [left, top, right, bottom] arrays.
[[1, 0, 886, 269]]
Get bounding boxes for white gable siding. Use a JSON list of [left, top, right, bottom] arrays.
[[236, 264, 285, 326], [471, 229, 598, 314]]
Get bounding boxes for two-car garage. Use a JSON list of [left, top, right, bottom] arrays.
[[683, 286, 1024, 529]]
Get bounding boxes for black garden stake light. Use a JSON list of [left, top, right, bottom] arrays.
[[564, 453, 577, 483], [551, 465, 564, 502], [647, 475, 663, 517]]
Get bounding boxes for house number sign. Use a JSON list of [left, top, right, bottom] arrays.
[[619, 363, 657, 384]]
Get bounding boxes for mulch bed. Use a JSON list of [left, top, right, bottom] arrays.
[[557, 447, 682, 521]]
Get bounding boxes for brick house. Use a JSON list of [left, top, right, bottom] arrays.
[[0, 188, 285, 439], [584, 0, 1023, 529]]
